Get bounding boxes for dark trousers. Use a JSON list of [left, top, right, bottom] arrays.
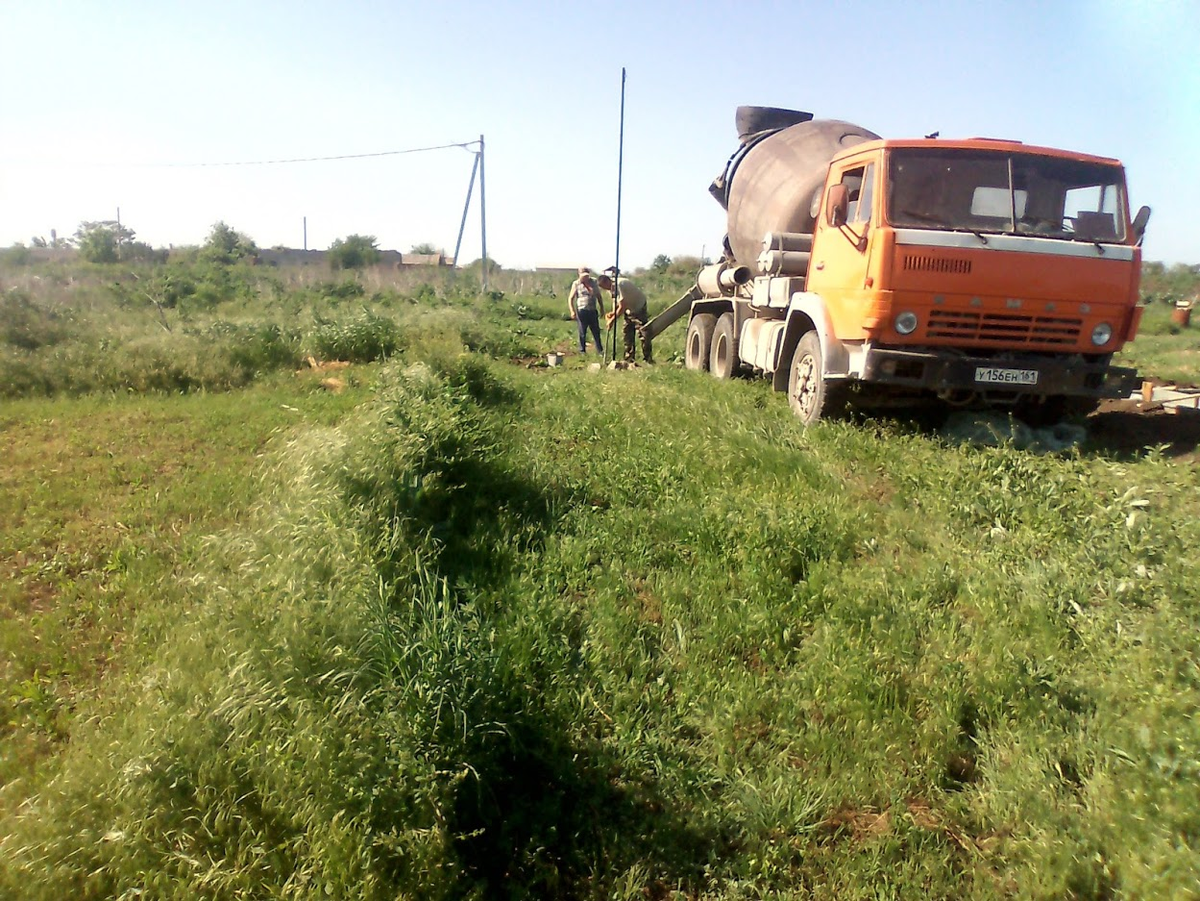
[[577, 309, 602, 354], [623, 309, 652, 362]]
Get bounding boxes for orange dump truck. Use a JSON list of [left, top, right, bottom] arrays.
[[652, 107, 1150, 424]]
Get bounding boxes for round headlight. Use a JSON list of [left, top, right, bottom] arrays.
[[1090, 322, 1113, 346], [894, 311, 919, 335]]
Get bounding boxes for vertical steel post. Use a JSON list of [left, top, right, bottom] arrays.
[[607, 68, 627, 364], [479, 134, 488, 293]]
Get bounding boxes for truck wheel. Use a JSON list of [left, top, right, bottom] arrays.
[[709, 313, 739, 380], [788, 331, 846, 425], [685, 313, 716, 371]]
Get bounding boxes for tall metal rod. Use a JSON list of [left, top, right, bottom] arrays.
[[454, 150, 480, 268], [607, 68, 627, 363], [478, 134, 488, 293]]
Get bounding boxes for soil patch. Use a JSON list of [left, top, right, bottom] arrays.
[[1088, 400, 1200, 461]]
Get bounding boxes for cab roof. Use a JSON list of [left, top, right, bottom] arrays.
[[833, 137, 1123, 168]]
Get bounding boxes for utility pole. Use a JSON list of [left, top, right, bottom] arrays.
[[303, 216, 308, 252]]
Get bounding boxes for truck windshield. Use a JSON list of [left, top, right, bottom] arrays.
[[886, 148, 1127, 242]]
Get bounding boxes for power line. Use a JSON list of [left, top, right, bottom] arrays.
[[154, 140, 481, 168], [7, 140, 481, 170]]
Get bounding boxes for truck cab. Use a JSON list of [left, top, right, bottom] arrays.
[[770, 139, 1147, 423]]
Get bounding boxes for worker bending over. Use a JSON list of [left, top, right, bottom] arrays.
[[599, 269, 652, 364]]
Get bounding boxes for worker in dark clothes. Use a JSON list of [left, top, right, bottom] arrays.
[[599, 269, 652, 364]]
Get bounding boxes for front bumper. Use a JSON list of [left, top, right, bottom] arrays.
[[859, 346, 1139, 399]]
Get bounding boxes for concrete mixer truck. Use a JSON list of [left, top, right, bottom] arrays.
[[648, 107, 1150, 425]]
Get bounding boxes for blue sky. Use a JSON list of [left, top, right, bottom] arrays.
[[2, 0, 1197, 269]]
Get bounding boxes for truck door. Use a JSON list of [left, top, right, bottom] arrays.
[[806, 161, 876, 339]]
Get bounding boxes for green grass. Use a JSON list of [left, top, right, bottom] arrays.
[[0, 373, 374, 798], [1115, 300, 1200, 386], [2, 358, 1197, 898], [0, 257, 1197, 898], [0, 259, 695, 400]]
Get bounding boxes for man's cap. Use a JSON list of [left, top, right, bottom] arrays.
[[578, 266, 591, 275]]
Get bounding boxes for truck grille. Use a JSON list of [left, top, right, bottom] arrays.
[[926, 310, 1082, 346], [903, 254, 972, 275]]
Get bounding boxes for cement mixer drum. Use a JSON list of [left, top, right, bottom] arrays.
[[714, 109, 880, 269]]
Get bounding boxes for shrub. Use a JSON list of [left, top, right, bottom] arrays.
[[411, 283, 438, 304], [121, 241, 168, 264], [1, 243, 33, 266], [322, 280, 366, 302], [461, 257, 502, 276], [0, 289, 71, 350], [211, 321, 301, 375], [308, 311, 399, 362]]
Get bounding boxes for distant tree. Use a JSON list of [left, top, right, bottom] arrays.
[[668, 255, 706, 279], [1141, 260, 1200, 304], [30, 236, 48, 248], [1, 243, 32, 265], [328, 234, 381, 270], [650, 253, 672, 273], [201, 221, 258, 265], [123, 241, 168, 263], [462, 257, 502, 275], [409, 242, 439, 255], [74, 220, 137, 263]]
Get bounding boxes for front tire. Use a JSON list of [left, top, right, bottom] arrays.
[[788, 330, 847, 425], [685, 313, 716, 371], [709, 312, 738, 380]]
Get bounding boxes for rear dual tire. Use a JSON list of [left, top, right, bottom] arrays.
[[685, 313, 716, 371], [709, 313, 738, 380]]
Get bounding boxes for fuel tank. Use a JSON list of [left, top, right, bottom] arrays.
[[711, 107, 880, 270]]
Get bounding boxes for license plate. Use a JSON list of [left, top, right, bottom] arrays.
[[974, 367, 1039, 386]]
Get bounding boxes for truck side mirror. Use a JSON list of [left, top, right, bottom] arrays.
[[826, 184, 849, 228], [1131, 205, 1151, 246]]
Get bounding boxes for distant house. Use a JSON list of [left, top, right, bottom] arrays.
[[400, 252, 451, 267], [258, 248, 328, 267], [257, 247, 419, 268]]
